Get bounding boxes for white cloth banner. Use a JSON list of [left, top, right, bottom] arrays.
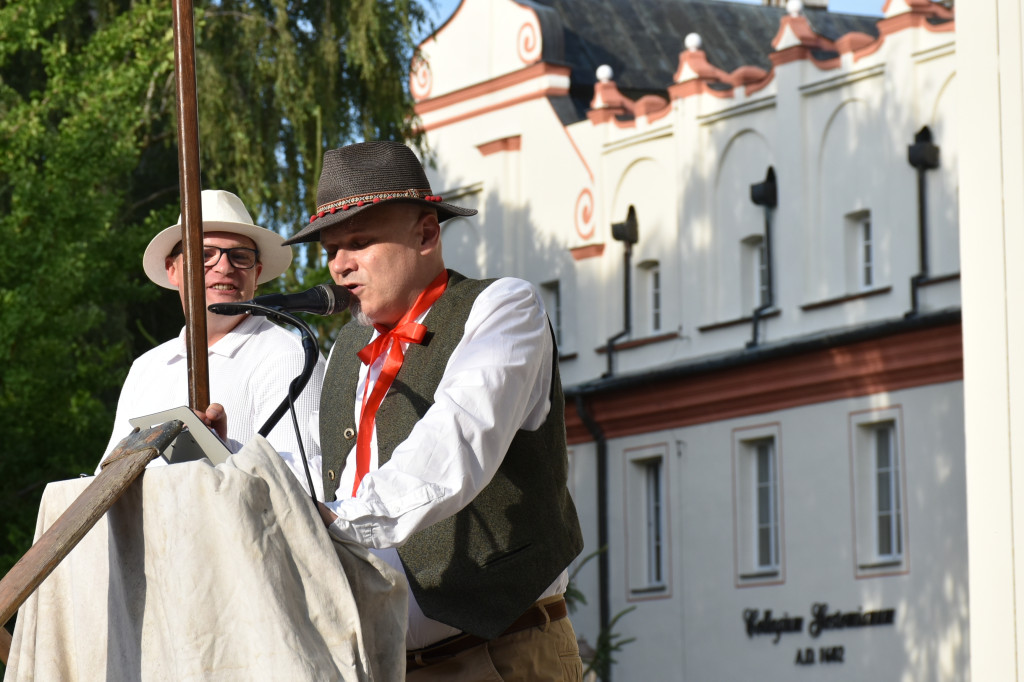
[[4, 437, 407, 681]]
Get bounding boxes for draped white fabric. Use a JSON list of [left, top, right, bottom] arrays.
[[4, 437, 406, 682]]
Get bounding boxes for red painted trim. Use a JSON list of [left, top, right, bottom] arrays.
[[591, 80, 635, 113], [634, 95, 669, 119], [570, 243, 605, 261], [410, 55, 433, 100], [565, 322, 962, 444], [743, 69, 776, 97], [574, 188, 595, 240], [414, 62, 572, 114], [769, 45, 813, 68], [666, 79, 736, 101], [586, 108, 623, 125], [852, 36, 885, 63], [556, 115, 594, 182], [477, 136, 522, 156], [879, 12, 955, 36], [645, 103, 673, 124], [517, 21, 541, 64], [667, 80, 703, 100], [771, 15, 834, 51], [417, 86, 570, 132], [834, 32, 876, 54], [765, 10, 955, 73], [669, 48, 773, 102]]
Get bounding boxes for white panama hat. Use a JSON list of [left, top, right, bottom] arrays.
[[142, 189, 293, 290]]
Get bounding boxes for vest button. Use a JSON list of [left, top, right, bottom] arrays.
[[344, 428, 356, 440], [328, 470, 336, 481]]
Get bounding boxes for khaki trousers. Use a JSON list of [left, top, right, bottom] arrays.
[[406, 616, 584, 682]]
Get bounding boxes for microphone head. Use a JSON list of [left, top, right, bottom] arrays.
[[316, 282, 352, 315]]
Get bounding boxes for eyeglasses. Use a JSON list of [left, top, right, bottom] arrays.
[[202, 246, 259, 269], [170, 243, 260, 269]]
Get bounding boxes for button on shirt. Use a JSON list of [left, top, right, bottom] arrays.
[[320, 277, 569, 648], [100, 314, 326, 500]]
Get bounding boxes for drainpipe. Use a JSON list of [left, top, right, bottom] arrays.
[[604, 207, 639, 377], [907, 126, 940, 317], [747, 167, 777, 348], [574, 394, 611, 682]]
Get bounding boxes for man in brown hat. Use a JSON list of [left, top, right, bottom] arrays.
[[275, 140, 585, 680], [98, 189, 326, 498]]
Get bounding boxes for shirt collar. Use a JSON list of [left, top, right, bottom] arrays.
[[172, 314, 264, 360]]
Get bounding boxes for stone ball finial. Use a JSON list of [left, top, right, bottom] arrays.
[[786, 0, 803, 17], [684, 33, 702, 52], [596, 64, 613, 83]]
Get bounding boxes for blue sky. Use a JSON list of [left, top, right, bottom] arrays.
[[426, 0, 885, 27]]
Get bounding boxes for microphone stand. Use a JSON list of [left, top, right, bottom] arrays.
[[209, 302, 320, 503]]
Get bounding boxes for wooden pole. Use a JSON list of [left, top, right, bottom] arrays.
[[171, 0, 210, 411]]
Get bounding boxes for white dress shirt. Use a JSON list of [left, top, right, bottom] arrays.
[[100, 314, 326, 499], [322, 277, 569, 648]]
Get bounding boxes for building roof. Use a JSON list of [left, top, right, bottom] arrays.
[[519, 0, 881, 112]]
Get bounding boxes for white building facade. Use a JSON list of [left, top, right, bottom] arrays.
[[412, 0, 963, 679]]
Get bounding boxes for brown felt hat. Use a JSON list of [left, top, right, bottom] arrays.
[[282, 141, 477, 245]]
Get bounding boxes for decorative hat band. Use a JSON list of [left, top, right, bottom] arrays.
[[309, 188, 444, 223]]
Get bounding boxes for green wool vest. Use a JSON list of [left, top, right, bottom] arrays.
[[319, 271, 583, 639]]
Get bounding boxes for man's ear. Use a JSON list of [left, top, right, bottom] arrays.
[[419, 211, 442, 253], [165, 255, 182, 287]]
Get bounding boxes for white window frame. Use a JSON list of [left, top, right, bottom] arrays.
[[754, 440, 779, 570], [732, 423, 784, 584], [740, 234, 768, 313], [645, 458, 664, 584], [624, 443, 671, 596], [844, 210, 874, 292], [873, 423, 902, 560], [540, 279, 562, 348], [637, 259, 662, 335], [850, 407, 909, 576]]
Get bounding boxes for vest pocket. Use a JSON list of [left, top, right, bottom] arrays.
[[481, 543, 533, 568]]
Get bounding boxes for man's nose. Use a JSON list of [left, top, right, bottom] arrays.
[[329, 250, 354, 277]]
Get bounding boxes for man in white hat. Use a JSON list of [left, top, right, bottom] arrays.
[[98, 190, 325, 498]]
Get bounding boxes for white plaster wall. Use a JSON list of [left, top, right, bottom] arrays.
[[712, 129, 775, 321], [924, 69, 959, 281], [601, 382, 967, 681]]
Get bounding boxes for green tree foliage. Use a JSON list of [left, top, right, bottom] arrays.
[[0, 0, 431, 584]]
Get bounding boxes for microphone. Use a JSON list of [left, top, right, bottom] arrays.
[[208, 282, 351, 317]]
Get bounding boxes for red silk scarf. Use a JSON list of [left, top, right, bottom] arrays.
[[351, 270, 449, 496]]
